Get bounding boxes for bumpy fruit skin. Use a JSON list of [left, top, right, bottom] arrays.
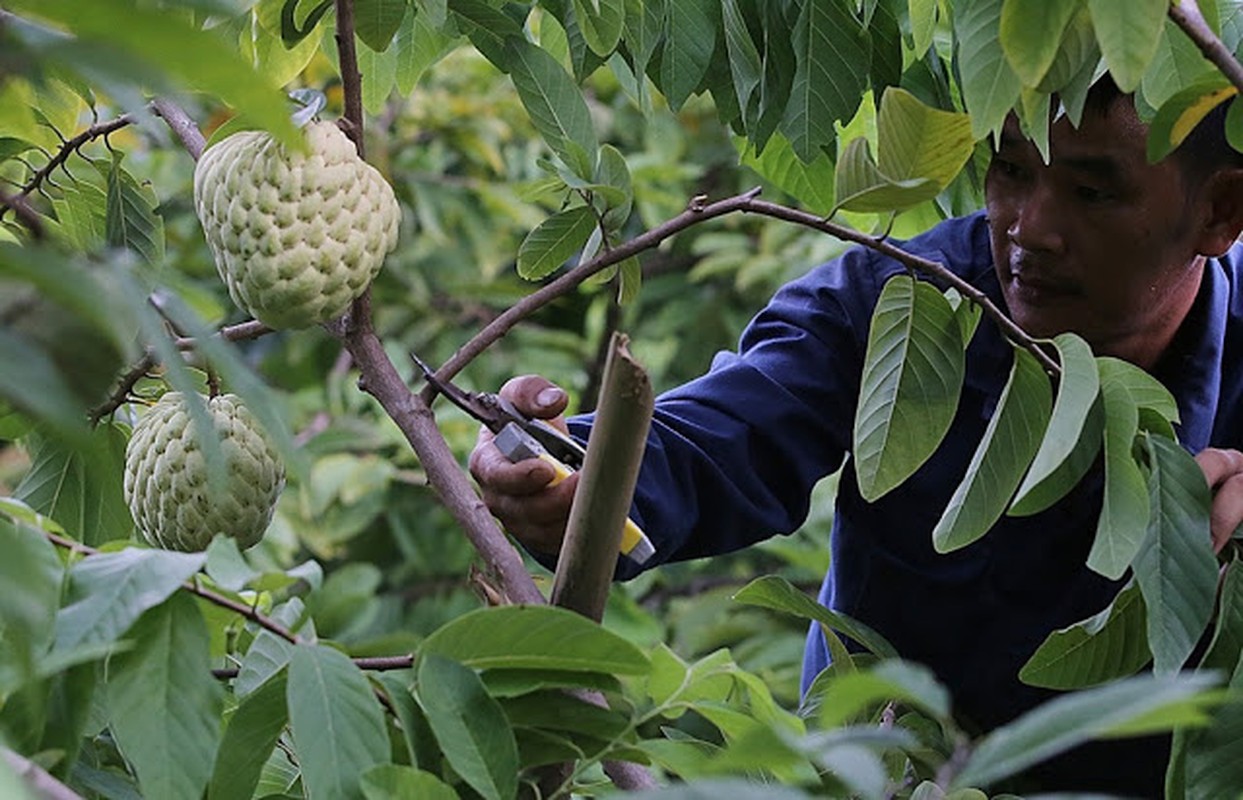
[[193, 121, 400, 329], [124, 392, 285, 552]]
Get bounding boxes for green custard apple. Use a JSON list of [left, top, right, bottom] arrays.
[[193, 121, 400, 329], [124, 392, 285, 552]]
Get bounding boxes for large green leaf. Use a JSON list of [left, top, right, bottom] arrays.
[[955, 0, 1023, 139], [834, 137, 934, 213], [14, 424, 131, 546], [738, 132, 836, 215], [573, 0, 624, 56], [951, 672, 1220, 790], [361, 765, 458, 800], [1019, 579, 1150, 690], [420, 604, 650, 673], [1146, 77, 1236, 163], [506, 37, 598, 180], [853, 275, 964, 501], [1006, 396, 1101, 517], [1088, 0, 1168, 92], [1140, 18, 1219, 111], [1202, 559, 1243, 673], [933, 347, 1051, 553], [780, 0, 870, 163], [106, 593, 224, 800], [355, 0, 408, 51], [0, 516, 64, 675], [0, 331, 92, 447], [813, 660, 951, 728], [208, 671, 289, 800], [909, 0, 938, 58], [1086, 357, 1170, 578], [394, 3, 456, 95], [6, 0, 299, 148], [417, 654, 519, 800], [1133, 434, 1219, 676], [1184, 654, 1243, 799], [287, 643, 390, 800], [659, 0, 716, 111], [516, 205, 598, 280], [54, 547, 206, 653], [721, 0, 763, 124], [999, 0, 1080, 87], [877, 87, 975, 187], [1011, 333, 1099, 509], [101, 152, 165, 267], [732, 575, 898, 658]]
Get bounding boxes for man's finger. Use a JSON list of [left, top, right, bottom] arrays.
[[1196, 448, 1243, 489], [1210, 473, 1243, 553], [500, 374, 569, 422]]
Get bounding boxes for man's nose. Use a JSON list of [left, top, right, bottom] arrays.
[[1007, 184, 1066, 254]]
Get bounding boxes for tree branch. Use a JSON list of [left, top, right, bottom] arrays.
[[0, 114, 134, 222], [1169, 0, 1243, 95], [0, 188, 44, 238], [151, 97, 207, 161], [212, 653, 414, 680], [427, 188, 1059, 392], [334, 0, 365, 155], [2, 748, 86, 800]]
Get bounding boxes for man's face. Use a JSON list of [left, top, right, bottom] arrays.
[[985, 99, 1209, 365]]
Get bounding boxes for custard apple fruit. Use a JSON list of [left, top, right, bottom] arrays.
[[193, 121, 400, 329], [124, 392, 285, 552]]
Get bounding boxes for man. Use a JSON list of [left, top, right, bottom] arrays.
[[470, 79, 1243, 794]]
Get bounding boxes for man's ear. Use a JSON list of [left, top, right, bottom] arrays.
[[1196, 167, 1243, 257]]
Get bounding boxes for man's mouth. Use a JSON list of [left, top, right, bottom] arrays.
[[1006, 257, 1083, 300]]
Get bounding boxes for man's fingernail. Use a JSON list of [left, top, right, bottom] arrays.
[[536, 387, 564, 409]]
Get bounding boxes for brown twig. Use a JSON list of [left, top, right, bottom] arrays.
[[211, 653, 415, 680], [89, 319, 274, 424], [0, 188, 44, 238], [0, 114, 135, 222], [1169, 0, 1243, 95], [426, 188, 1060, 390], [44, 532, 300, 644], [151, 97, 207, 161], [334, 0, 365, 156]]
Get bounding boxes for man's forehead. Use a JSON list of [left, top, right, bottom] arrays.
[[996, 108, 1148, 174]]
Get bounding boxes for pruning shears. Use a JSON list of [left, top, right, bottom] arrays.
[[412, 354, 655, 564]]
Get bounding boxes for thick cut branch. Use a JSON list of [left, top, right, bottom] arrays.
[[551, 334, 654, 621], [151, 97, 206, 161]]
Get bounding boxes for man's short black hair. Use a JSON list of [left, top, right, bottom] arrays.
[[1084, 74, 1243, 183]]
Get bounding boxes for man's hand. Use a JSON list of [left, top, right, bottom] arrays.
[[468, 375, 577, 556], [1195, 447, 1243, 553]]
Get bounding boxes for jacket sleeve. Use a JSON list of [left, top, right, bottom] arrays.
[[570, 246, 895, 580]]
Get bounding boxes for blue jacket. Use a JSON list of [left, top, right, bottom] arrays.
[[571, 211, 1243, 792]]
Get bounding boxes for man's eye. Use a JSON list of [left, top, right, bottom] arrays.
[[1075, 185, 1114, 203], [991, 158, 1025, 180]]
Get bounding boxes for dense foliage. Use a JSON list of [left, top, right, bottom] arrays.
[[3, 1, 1243, 798]]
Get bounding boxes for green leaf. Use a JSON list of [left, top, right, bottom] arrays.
[[54, 547, 206, 653], [1141, 18, 1218, 111], [1086, 358, 1165, 578], [834, 136, 937, 213], [933, 347, 1051, 552], [282, 0, 334, 47], [780, 0, 870, 163], [241, 0, 323, 88], [814, 660, 951, 729], [208, 671, 289, 800], [1202, 559, 1243, 673], [361, 765, 458, 800], [1010, 333, 1100, 511], [909, 0, 938, 59], [8, 0, 300, 148], [853, 275, 965, 501], [1184, 655, 1243, 798], [394, 3, 456, 95], [417, 654, 519, 800], [106, 593, 224, 800], [355, 0, 408, 51], [876, 87, 975, 188], [1019, 579, 1151, 689], [236, 599, 312, 697], [516, 205, 598, 280], [732, 575, 898, 659], [572, 0, 624, 56], [1146, 77, 1236, 163], [1133, 433, 1219, 676], [659, 0, 716, 111], [999, 0, 1080, 87], [0, 331, 91, 445], [357, 33, 399, 114], [738, 132, 836, 215], [0, 517, 64, 673], [955, 0, 1023, 139], [1088, 0, 1168, 92], [287, 643, 390, 800], [419, 604, 650, 673], [951, 672, 1220, 790], [721, 0, 763, 122], [13, 425, 131, 546], [506, 38, 598, 180], [51, 177, 107, 252]]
